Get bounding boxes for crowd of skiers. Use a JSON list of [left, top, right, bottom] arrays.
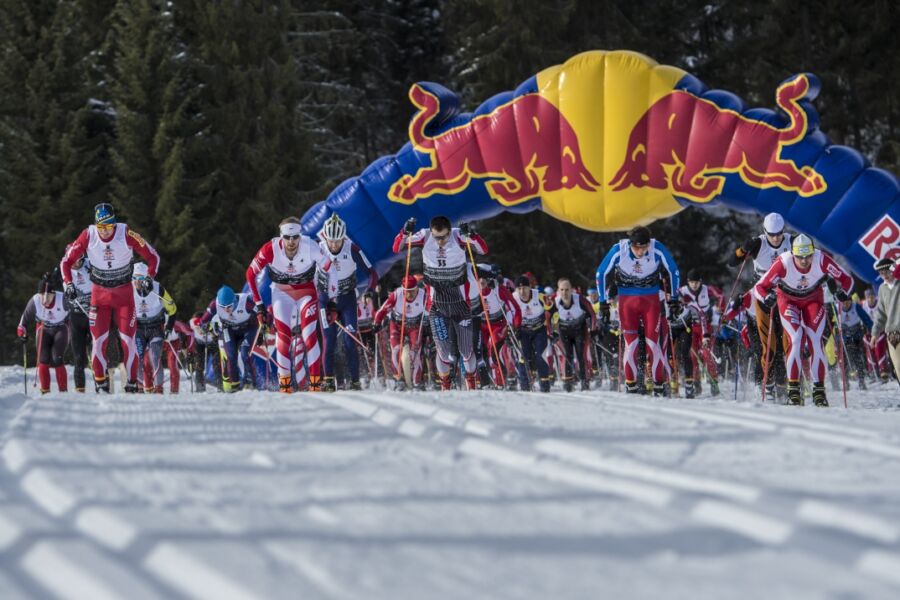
[[17, 204, 900, 407]]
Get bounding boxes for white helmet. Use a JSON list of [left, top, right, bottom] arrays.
[[132, 262, 149, 278], [763, 213, 784, 235], [319, 213, 347, 241]]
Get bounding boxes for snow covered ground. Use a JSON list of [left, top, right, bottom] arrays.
[[0, 366, 899, 599]]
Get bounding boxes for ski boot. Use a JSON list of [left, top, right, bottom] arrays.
[[563, 377, 574, 393], [279, 376, 293, 394], [124, 381, 139, 394], [394, 378, 407, 392], [95, 375, 110, 393], [881, 371, 891, 384], [693, 380, 703, 396], [414, 381, 427, 391], [709, 380, 720, 397], [787, 380, 803, 406], [684, 378, 695, 399], [321, 376, 336, 392], [465, 373, 478, 391], [652, 383, 668, 397], [764, 382, 776, 401], [478, 364, 492, 388], [506, 377, 518, 390], [812, 383, 828, 407], [858, 376, 867, 391], [349, 380, 362, 391], [539, 377, 551, 393], [308, 375, 322, 392], [580, 379, 590, 392], [625, 380, 641, 394], [439, 375, 453, 391], [153, 385, 164, 394]]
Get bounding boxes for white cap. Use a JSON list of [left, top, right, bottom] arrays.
[[280, 222, 302, 237], [133, 262, 149, 278], [763, 213, 785, 235]]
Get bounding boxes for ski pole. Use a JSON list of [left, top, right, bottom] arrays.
[[833, 311, 849, 408], [333, 319, 373, 356], [711, 256, 748, 352], [465, 237, 505, 387], [165, 339, 191, 393], [22, 337, 28, 395], [761, 306, 776, 403], [398, 228, 414, 375], [33, 323, 43, 389]]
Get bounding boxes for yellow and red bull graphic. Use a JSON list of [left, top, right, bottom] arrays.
[[301, 50, 899, 283]]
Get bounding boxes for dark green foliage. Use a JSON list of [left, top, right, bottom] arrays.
[[0, 0, 897, 360]]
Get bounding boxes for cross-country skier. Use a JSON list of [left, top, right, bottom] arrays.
[[754, 234, 853, 406], [373, 276, 427, 390], [60, 203, 161, 393], [511, 275, 552, 392], [18, 273, 69, 393], [477, 265, 521, 388], [676, 269, 723, 396], [317, 214, 378, 392], [132, 263, 177, 393], [729, 212, 792, 399], [860, 287, 890, 382], [246, 217, 327, 393], [63, 245, 93, 392], [595, 226, 680, 395], [200, 285, 256, 392], [393, 216, 488, 390], [836, 295, 873, 390], [189, 311, 217, 392], [547, 278, 597, 391]]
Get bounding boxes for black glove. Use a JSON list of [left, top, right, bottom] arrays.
[[549, 330, 560, 343], [64, 282, 77, 301], [762, 291, 777, 310], [834, 290, 850, 303], [254, 301, 267, 326], [403, 217, 417, 234], [459, 222, 475, 237], [740, 238, 755, 255], [667, 298, 681, 314], [598, 301, 611, 323], [139, 278, 152, 294]]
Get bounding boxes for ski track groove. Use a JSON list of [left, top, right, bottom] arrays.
[[332, 390, 900, 589]]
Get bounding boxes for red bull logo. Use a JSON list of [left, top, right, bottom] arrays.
[[609, 74, 826, 203], [389, 84, 599, 206]]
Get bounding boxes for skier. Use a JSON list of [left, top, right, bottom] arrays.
[[860, 288, 890, 382], [836, 295, 873, 390], [754, 234, 853, 406], [162, 319, 191, 393], [60, 203, 160, 392], [189, 311, 217, 392], [677, 269, 723, 396], [200, 285, 256, 392], [730, 212, 792, 399], [132, 263, 177, 393], [595, 226, 680, 395], [373, 276, 427, 390], [393, 216, 488, 390], [870, 257, 900, 385], [511, 275, 552, 392], [63, 245, 93, 392], [246, 217, 327, 392], [317, 214, 378, 392], [18, 273, 69, 393], [547, 278, 597, 391], [477, 266, 521, 388], [357, 291, 378, 383], [722, 291, 763, 387]]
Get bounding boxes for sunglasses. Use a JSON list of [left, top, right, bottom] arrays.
[[97, 222, 115, 231], [282, 234, 300, 241]]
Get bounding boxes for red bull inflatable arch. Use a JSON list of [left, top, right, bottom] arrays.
[[300, 49, 899, 284]]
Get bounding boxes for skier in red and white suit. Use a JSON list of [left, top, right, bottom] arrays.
[[246, 217, 327, 393], [477, 268, 521, 387], [373, 276, 427, 390], [754, 234, 853, 406], [678, 269, 723, 395], [60, 203, 160, 393], [860, 288, 890, 382]]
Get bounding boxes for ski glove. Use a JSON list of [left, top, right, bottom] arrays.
[[597, 301, 611, 324], [667, 298, 681, 315], [403, 218, 417, 234], [834, 290, 850, 303], [17, 325, 26, 341], [762, 291, 777, 310], [549, 331, 560, 343], [64, 282, 77, 301], [254, 302, 267, 327], [459, 222, 475, 237]]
